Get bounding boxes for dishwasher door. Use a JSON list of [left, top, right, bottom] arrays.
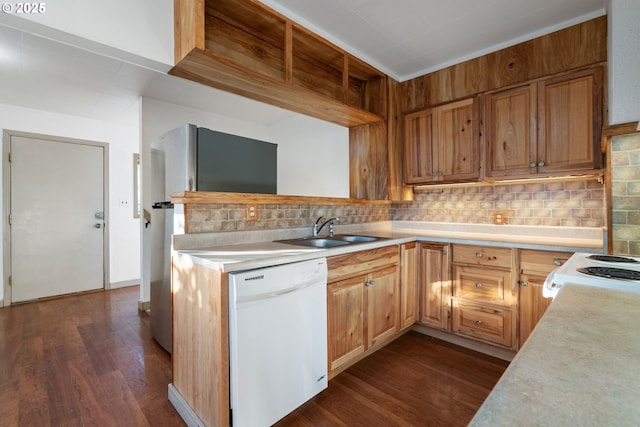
[[228, 258, 328, 427]]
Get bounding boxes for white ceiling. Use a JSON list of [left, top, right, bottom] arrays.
[[262, 0, 608, 81], [0, 1, 608, 126]]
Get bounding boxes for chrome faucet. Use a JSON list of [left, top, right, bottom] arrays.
[[313, 216, 339, 237]]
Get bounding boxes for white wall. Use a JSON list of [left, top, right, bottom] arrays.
[[270, 115, 349, 198], [608, 0, 640, 127], [0, 0, 173, 70], [0, 102, 141, 305]]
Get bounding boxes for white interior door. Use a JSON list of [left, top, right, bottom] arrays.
[[10, 135, 105, 303]]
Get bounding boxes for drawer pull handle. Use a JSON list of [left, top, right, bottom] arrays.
[[476, 252, 483, 258], [365, 280, 375, 287], [475, 320, 483, 326], [475, 282, 483, 288]]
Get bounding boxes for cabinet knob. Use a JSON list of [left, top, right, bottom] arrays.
[[475, 282, 483, 288], [529, 162, 536, 168], [475, 252, 483, 258], [553, 259, 563, 266], [521, 281, 528, 287], [475, 320, 483, 326], [365, 280, 375, 287], [538, 161, 545, 167]]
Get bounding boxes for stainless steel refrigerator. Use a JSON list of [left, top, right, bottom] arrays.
[[149, 124, 277, 353]]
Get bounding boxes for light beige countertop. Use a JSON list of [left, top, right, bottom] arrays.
[[470, 284, 640, 426], [172, 222, 604, 273]]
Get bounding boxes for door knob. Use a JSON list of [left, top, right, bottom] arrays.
[[94, 223, 102, 229]]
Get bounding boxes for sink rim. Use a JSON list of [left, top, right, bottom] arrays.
[[275, 234, 385, 248], [275, 237, 351, 248]]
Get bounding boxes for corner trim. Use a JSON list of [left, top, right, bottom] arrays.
[[138, 299, 150, 312], [168, 383, 206, 427]]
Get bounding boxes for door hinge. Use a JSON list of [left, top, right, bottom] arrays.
[[8, 214, 11, 225], [8, 275, 11, 286], [8, 152, 11, 163]]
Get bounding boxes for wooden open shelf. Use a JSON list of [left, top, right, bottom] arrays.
[[172, 0, 387, 128]]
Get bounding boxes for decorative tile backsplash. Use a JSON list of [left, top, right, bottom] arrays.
[[183, 177, 605, 233], [393, 178, 605, 227], [184, 203, 392, 233], [611, 133, 640, 255]]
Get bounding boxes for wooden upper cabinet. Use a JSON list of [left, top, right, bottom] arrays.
[[172, 0, 387, 128], [486, 66, 603, 178], [485, 84, 537, 177], [537, 67, 603, 174], [404, 108, 436, 183], [404, 98, 479, 184]]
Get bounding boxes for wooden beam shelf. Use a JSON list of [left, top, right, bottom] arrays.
[[170, 191, 392, 206], [172, 0, 387, 128]]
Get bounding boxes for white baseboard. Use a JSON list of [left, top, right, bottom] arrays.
[[168, 383, 206, 427], [109, 279, 139, 289]]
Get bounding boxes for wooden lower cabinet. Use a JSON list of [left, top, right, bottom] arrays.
[[452, 301, 513, 347], [451, 244, 517, 349], [327, 246, 400, 376], [327, 275, 366, 371], [418, 243, 451, 330], [400, 242, 419, 329], [518, 249, 571, 347]]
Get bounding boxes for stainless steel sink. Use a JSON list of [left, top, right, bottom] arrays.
[[333, 234, 379, 243], [275, 234, 382, 248], [276, 237, 351, 248]]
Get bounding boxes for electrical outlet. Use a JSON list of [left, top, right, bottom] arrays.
[[494, 212, 505, 225], [246, 205, 258, 221]]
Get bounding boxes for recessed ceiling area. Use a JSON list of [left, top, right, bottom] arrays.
[[260, 0, 607, 81]]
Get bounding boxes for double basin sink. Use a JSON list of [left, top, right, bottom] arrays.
[[276, 234, 383, 248]]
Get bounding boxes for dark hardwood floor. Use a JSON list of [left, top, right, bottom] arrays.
[[0, 286, 508, 427], [276, 332, 509, 427], [0, 286, 184, 427]]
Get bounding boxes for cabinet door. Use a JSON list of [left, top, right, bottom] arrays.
[[400, 242, 418, 329], [366, 265, 399, 348], [518, 274, 553, 348], [419, 243, 451, 330], [485, 84, 537, 177], [537, 67, 603, 173], [438, 98, 479, 181], [404, 109, 436, 183], [328, 276, 365, 372]]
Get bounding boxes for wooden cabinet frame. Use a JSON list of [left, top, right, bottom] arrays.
[[172, 0, 387, 128]]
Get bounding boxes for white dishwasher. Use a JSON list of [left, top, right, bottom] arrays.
[[228, 257, 328, 427]]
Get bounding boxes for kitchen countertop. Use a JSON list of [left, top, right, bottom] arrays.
[[469, 284, 640, 426], [172, 222, 604, 273]]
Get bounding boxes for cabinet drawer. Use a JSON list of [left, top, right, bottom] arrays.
[[453, 245, 512, 269], [520, 249, 571, 276], [452, 302, 512, 347], [327, 245, 399, 283], [453, 265, 512, 305]]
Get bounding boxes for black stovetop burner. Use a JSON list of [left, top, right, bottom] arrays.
[[577, 266, 640, 280], [586, 255, 639, 263]]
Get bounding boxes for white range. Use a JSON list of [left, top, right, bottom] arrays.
[[544, 252, 640, 297]]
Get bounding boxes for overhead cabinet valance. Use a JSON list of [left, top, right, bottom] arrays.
[[172, 0, 388, 128]]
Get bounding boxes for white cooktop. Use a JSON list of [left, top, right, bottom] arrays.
[[544, 252, 640, 297]]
